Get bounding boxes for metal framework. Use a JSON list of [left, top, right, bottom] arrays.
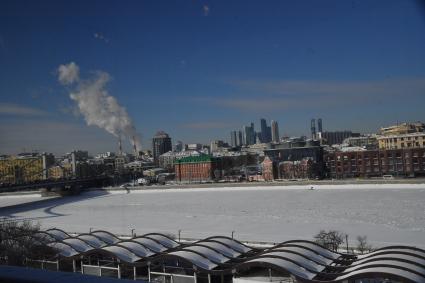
[[26, 228, 425, 283]]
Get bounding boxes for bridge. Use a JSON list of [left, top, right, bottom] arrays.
[[0, 175, 110, 195]]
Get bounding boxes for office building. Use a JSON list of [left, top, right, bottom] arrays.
[[0, 153, 55, 184], [379, 122, 425, 136], [237, 130, 243, 147], [377, 132, 425, 150], [260, 118, 272, 143], [343, 136, 378, 149], [152, 131, 172, 164], [311, 119, 316, 139], [186, 143, 203, 151], [230, 131, 237, 147], [325, 148, 425, 178], [243, 123, 255, 146], [321, 131, 360, 145], [159, 150, 201, 171], [271, 120, 279, 143], [318, 118, 323, 133], [210, 140, 226, 152], [175, 155, 218, 182]]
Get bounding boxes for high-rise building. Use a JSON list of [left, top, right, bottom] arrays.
[[260, 118, 272, 143], [260, 118, 267, 142], [230, 131, 237, 147], [311, 119, 316, 139], [318, 118, 323, 133], [237, 130, 243, 147], [174, 141, 183, 152], [251, 122, 256, 144], [152, 131, 172, 165], [271, 120, 280, 143], [211, 140, 225, 152], [242, 123, 255, 145]]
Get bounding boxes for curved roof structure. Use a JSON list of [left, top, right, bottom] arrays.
[[89, 230, 120, 245], [273, 240, 343, 260], [202, 236, 252, 254], [45, 228, 70, 241], [142, 233, 179, 248], [165, 250, 218, 271], [34, 229, 425, 283], [182, 246, 230, 264], [132, 237, 168, 252]]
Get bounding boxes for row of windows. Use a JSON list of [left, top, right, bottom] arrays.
[[328, 152, 425, 161], [382, 135, 424, 142]]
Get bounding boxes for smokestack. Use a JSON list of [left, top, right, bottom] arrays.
[[57, 62, 143, 152], [133, 136, 138, 157], [118, 136, 123, 156]]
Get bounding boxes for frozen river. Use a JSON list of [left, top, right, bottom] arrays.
[[1, 184, 425, 248]]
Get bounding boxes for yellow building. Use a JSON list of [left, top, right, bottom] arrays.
[[379, 122, 425, 136], [377, 132, 425, 150], [48, 163, 73, 179], [0, 154, 55, 184], [0, 156, 44, 184]]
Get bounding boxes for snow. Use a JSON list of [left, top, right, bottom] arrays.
[[0, 193, 56, 208], [0, 184, 424, 248]]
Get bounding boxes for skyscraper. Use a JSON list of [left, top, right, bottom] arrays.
[[242, 123, 255, 145], [250, 122, 256, 144], [230, 131, 237, 147], [318, 118, 323, 133], [271, 120, 280, 143], [152, 131, 172, 164], [260, 118, 272, 143], [311, 119, 316, 139], [237, 130, 243, 146]]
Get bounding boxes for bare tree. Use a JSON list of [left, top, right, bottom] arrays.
[[356, 235, 372, 254], [314, 230, 346, 252], [0, 219, 55, 266]]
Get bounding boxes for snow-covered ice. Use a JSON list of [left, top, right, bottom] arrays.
[[1, 184, 424, 248], [0, 193, 55, 208]]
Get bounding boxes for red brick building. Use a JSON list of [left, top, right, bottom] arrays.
[[261, 156, 274, 181], [175, 155, 217, 182], [279, 158, 313, 179], [325, 148, 425, 179]]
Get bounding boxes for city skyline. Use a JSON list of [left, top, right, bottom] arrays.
[[1, 0, 425, 155]]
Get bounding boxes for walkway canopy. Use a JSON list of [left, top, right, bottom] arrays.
[[32, 229, 425, 283]]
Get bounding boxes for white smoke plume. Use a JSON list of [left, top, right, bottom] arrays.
[[58, 62, 79, 85], [57, 62, 142, 151]]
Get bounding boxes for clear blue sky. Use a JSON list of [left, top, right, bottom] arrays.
[[1, 0, 425, 155]]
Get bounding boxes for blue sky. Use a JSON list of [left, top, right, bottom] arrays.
[[1, 0, 425, 155]]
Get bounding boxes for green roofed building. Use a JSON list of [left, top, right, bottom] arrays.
[[175, 154, 218, 182]]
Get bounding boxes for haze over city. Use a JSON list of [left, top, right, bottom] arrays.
[[1, 0, 425, 155], [2, 2, 425, 283]]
